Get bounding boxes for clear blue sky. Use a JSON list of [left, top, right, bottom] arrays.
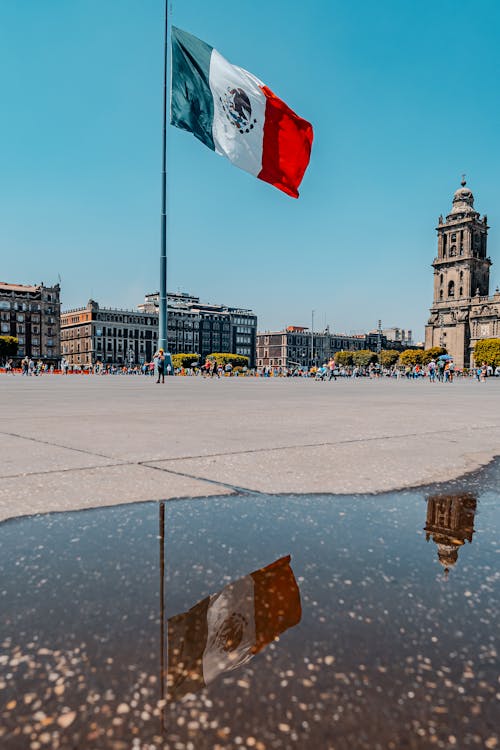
[[1, 0, 499, 339]]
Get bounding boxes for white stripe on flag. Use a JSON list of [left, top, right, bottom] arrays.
[[202, 574, 256, 684], [209, 49, 266, 177]]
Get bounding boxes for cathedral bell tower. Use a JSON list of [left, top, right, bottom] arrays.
[[433, 179, 490, 304], [425, 179, 491, 367]]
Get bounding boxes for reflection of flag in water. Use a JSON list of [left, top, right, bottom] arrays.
[[167, 555, 301, 701]]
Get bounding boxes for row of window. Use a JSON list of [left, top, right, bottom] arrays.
[[232, 316, 256, 326], [95, 313, 155, 325], [0, 301, 43, 312]]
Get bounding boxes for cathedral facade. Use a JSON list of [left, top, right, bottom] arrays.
[[425, 180, 500, 368]]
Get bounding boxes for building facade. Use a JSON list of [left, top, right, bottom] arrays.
[[381, 327, 413, 347], [61, 293, 257, 368], [139, 292, 257, 366], [256, 326, 388, 369], [425, 180, 500, 368], [61, 300, 159, 367], [0, 281, 61, 362]]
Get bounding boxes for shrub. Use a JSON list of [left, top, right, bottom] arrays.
[[421, 346, 447, 364], [379, 349, 400, 368], [0, 336, 18, 360], [206, 353, 249, 368], [334, 351, 354, 367], [399, 349, 425, 367], [474, 338, 500, 367], [352, 349, 378, 368], [172, 353, 200, 369]]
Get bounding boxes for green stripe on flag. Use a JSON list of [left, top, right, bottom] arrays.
[[171, 27, 215, 151]]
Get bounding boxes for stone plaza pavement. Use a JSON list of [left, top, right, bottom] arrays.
[[1, 375, 499, 522]]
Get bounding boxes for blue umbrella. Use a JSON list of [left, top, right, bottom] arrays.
[[438, 354, 452, 360]]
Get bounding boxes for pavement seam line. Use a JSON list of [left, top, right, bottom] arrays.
[[0, 456, 256, 495], [0, 461, 129, 481], [137, 424, 500, 465], [0, 430, 115, 460], [2, 423, 498, 480], [137, 461, 261, 495]]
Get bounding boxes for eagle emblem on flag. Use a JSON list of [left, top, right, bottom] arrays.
[[220, 87, 257, 134]]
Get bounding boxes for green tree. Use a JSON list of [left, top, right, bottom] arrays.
[[421, 346, 447, 364], [0, 336, 18, 360], [352, 349, 378, 368], [207, 353, 250, 368], [171, 353, 200, 369], [379, 349, 400, 368], [473, 338, 500, 367], [334, 351, 354, 367], [399, 349, 425, 367]]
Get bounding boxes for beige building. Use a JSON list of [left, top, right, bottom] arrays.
[[0, 281, 60, 362], [61, 300, 159, 367], [425, 180, 500, 368]]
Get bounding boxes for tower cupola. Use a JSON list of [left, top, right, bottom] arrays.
[[450, 178, 475, 216]]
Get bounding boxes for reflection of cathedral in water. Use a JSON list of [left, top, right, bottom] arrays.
[[424, 493, 477, 575]]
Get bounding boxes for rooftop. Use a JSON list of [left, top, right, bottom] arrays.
[[0, 281, 41, 293]]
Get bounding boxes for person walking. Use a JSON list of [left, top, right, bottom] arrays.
[[326, 359, 335, 381]]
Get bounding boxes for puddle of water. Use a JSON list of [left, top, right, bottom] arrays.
[[1, 463, 499, 749]]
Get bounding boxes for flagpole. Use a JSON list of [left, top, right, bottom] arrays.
[[159, 0, 169, 357], [159, 501, 166, 732]]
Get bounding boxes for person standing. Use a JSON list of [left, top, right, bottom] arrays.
[[154, 348, 165, 384], [437, 359, 445, 382], [428, 359, 436, 383]]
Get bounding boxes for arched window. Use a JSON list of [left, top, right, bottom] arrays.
[[440, 274, 444, 283], [459, 286, 463, 297], [450, 245, 456, 256], [448, 281, 455, 297], [439, 289, 443, 300], [459, 271, 463, 280]]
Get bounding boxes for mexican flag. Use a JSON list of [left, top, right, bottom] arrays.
[[170, 27, 314, 198], [167, 555, 302, 701]]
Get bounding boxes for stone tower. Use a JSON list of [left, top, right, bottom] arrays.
[[425, 180, 493, 367]]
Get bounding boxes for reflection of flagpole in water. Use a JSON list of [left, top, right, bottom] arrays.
[[159, 501, 166, 733]]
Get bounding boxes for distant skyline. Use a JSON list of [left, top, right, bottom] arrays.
[[1, 0, 499, 339]]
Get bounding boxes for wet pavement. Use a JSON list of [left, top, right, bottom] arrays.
[[1, 461, 499, 750]]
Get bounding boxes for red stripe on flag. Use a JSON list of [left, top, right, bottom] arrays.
[[251, 554, 302, 654], [258, 86, 313, 198]]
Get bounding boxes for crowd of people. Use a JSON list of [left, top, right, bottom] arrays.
[[2, 353, 499, 381]]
